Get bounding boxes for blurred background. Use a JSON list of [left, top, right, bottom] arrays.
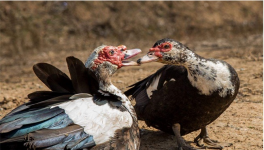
[[0, 2, 263, 149], [0, 1, 262, 57]]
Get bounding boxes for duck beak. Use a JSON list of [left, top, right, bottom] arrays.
[[137, 52, 159, 64], [122, 49, 142, 66]]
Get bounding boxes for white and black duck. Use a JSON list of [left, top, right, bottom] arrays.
[[125, 39, 240, 150], [0, 45, 141, 150]]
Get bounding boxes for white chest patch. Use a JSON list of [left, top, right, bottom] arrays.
[[52, 98, 133, 144], [146, 74, 162, 99], [186, 59, 235, 97]]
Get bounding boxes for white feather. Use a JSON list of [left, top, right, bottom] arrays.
[[170, 78, 176, 82], [186, 51, 235, 97], [146, 74, 162, 99], [52, 97, 133, 144]]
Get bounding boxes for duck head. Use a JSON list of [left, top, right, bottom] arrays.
[[137, 38, 195, 65], [85, 45, 141, 79]]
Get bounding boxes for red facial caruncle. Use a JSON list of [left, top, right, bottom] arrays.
[[149, 42, 172, 58], [92, 45, 127, 69]]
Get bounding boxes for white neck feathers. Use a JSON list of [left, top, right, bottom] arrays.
[[184, 50, 235, 97], [101, 83, 138, 121]]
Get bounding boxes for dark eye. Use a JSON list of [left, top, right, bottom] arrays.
[[109, 50, 115, 55], [164, 44, 170, 49]]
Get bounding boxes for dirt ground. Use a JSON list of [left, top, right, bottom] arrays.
[[0, 34, 262, 150], [0, 1, 263, 150]]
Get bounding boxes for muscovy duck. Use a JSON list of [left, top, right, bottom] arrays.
[[125, 39, 240, 150], [0, 45, 141, 150]]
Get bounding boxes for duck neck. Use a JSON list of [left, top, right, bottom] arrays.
[[183, 50, 216, 85], [175, 49, 234, 97], [95, 65, 138, 122], [100, 81, 138, 121]]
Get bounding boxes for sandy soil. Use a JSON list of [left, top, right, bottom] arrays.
[[0, 34, 262, 150]]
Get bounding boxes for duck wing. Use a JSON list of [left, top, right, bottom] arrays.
[[23, 124, 95, 150], [4, 56, 99, 117], [33, 63, 75, 93], [125, 65, 187, 108], [0, 94, 96, 150], [32, 56, 99, 99]]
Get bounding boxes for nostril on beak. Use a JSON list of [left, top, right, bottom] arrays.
[[124, 54, 129, 59], [137, 59, 142, 64]]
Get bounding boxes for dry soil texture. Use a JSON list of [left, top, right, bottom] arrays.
[[0, 34, 263, 150]]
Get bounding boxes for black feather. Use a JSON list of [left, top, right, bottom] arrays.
[[0, 135, 25, 143], [66, 56, 99, 94], [33, 63, 75, 93], [1, 107, 54, 124], [93, 90, 122, 106], [0, 107, 64, 134], [125, 65, 186, 98], [0, 55, 132, 149], [4, 95, 73, 117], [27, 95, 72, 109], [28, 91, 73, 102], [23, 125, 95, 149], [0, 141, 26, 150], [125, 65, 187, 116]]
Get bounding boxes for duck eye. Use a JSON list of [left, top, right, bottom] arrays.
[[163, 44, 170, 49], [109, 50, 115, 55]]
